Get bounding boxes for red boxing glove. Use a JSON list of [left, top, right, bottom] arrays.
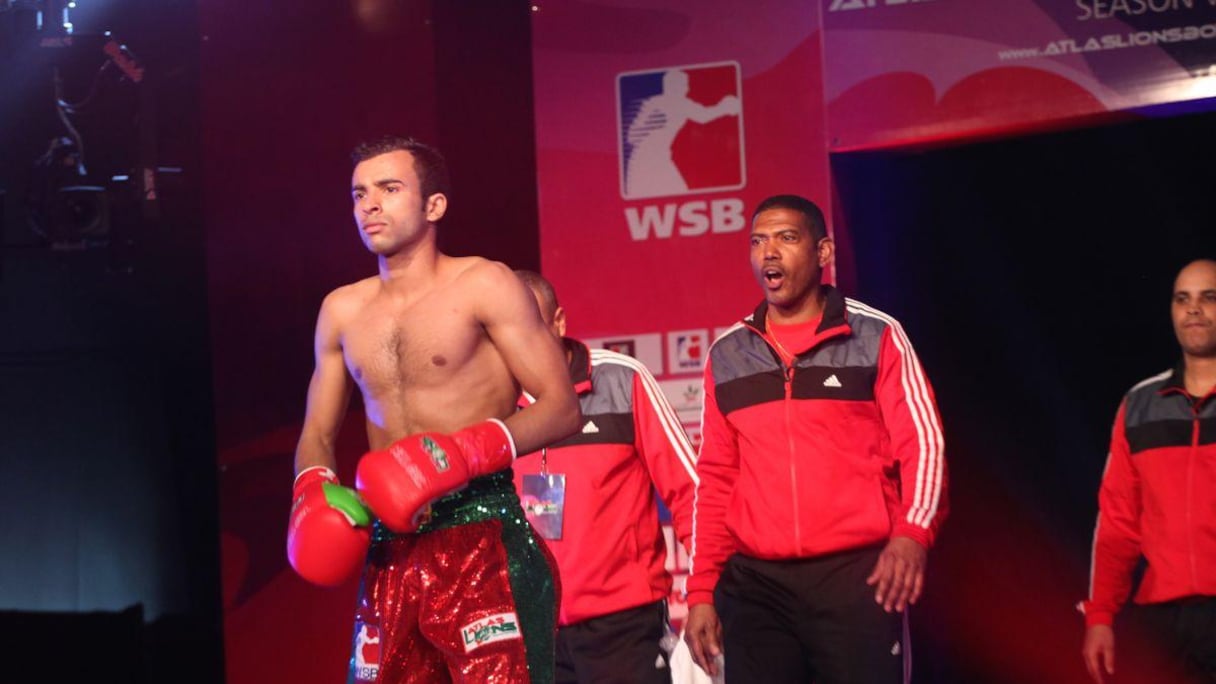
[[356, 419, 516, 533], [286, 466, 372, 587]]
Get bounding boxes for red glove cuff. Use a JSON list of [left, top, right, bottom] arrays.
[[451, 419, 517, 478], [293, 465, 338, 496]]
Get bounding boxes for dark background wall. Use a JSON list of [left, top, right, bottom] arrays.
[[0, 0, 218, 680]]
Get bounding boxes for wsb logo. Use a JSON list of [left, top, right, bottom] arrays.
[[617, 61, 746, 241], [624, 198, 745, 241], [461, 612, 522, 653]]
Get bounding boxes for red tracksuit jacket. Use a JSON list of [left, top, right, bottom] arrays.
[[687, 288, 948, 605], [1082, 365, 1216, 626], [514, 339, 697, 626]]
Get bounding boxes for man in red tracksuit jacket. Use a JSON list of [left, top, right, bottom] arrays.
[[1081, 258, 1216, 684], [513, 270, 698, 684], [683, 194, 948, 683]]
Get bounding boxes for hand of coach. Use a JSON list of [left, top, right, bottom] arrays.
[[867, 535, 928, 613], [684, 603, 724, 678]]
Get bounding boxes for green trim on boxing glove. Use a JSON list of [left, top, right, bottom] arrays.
[[321, 481, 372, 528]]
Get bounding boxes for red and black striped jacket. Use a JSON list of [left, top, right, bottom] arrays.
[[687, 287, 948, 605], [514, 338, 697, 626], [1082, 365, 1216, 626]]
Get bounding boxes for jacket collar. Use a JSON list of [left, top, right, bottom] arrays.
[[744, 284, 852, 356], [1159, 360, 1216, 406], [1160, 361, 1188, 395]]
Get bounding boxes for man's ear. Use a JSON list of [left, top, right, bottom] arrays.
[[817, 236, 835, 269], [425, 192, 448, 222], [553, 306, 568, 338]]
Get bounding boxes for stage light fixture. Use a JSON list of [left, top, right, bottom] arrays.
[[47, 185, 109, 247]]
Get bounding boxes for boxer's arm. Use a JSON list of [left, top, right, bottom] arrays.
[[295, 291, 355, 475], [288, 291, 368, 585], [475, 262, 580, 453]]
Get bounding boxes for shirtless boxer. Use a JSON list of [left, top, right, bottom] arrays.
[[285, 136, 579, 683]]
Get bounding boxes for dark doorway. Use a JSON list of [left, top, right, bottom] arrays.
[[833, 109, 1216, 683]]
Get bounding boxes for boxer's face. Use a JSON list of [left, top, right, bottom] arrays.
[[351, 150, 444, 255]]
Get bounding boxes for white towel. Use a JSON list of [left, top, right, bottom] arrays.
[[668, 631, 724, 684]]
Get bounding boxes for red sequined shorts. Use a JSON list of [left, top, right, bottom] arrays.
[[348, 473, 558, 684]]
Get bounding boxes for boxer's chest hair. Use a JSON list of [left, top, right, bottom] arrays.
[[352, 309, 476, 396]]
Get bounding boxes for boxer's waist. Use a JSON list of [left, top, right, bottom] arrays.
[[372, 469, 520, 540]]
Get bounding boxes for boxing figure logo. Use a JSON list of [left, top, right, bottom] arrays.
[[617, 61, 745, 200]]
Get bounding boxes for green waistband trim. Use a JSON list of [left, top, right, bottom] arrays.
[[372, 469, 523, 541]]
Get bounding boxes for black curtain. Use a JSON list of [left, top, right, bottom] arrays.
[[0, 1, 220, 681]]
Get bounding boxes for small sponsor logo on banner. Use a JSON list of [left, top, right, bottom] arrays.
[[603, 339, 636, 357], [352, 622, 381, 683], [461, 612, 522, 653], [667, 330, 708, 373], [585, 333, 664, 375], [617, 61, 744, 200], [660, 379, 704, 424]]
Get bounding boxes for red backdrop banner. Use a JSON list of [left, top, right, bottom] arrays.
[[531, 0, 835, 625]]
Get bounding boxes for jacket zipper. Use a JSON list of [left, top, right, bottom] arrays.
[[785, 363, 800, 550], [752, 315, 842, 555], [1188, 406, 1198, 590]]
